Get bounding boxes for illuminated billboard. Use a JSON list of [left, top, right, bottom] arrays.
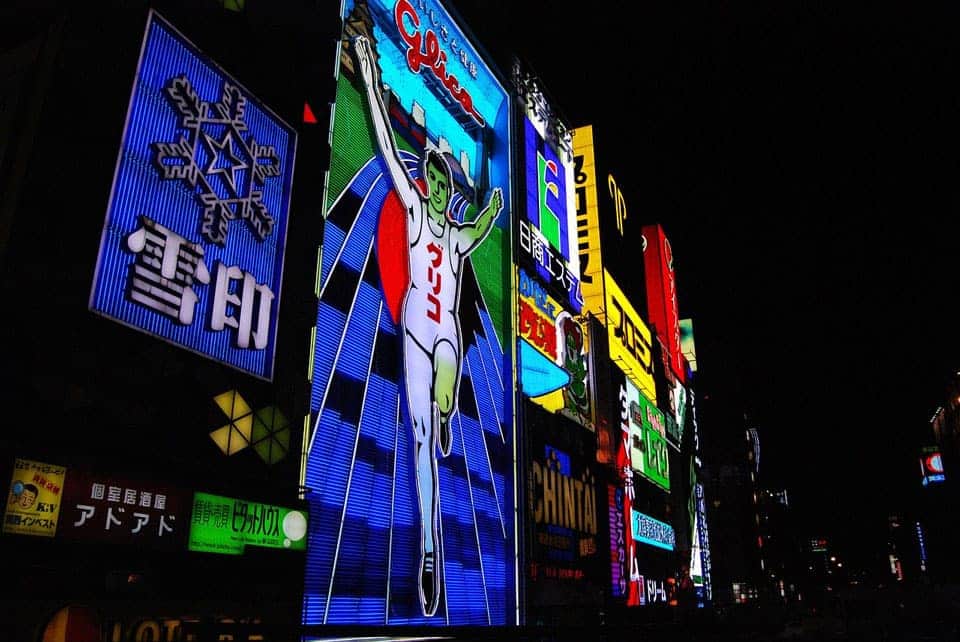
[[679, 318, 698, 373], [920, 447, 945, 486], [4, 458, 66, 537], [654, 337, 686, 448], [518, 268, 592, 430], [604, 270, 656, 402], [571, 126, 604, 319], [59, 469, 190, 550], [642, 224, 684, 384], [188, 492, 307, 555], [694, 482, 713, 602], [621, 377, 670, 491], [89, 11, 297, 380], [303, 0, 515, 625], [525, 402, 603, 609], [631, 509, 675, 551], [515, 66, 580, 313], [572, 126, 646, 319]]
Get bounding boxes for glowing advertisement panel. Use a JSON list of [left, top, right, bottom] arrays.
[[188, 492, 307, 555], [571, 126, 604, 320], [304, 0, 515, 625], [631, 509, 675, 551], [519, 115, 581, 312], [58, 469, 189, 550], [622, 377, 670, 492], [89, 11, 297, 380], [641, 224, 684, 384], [612, 379, 640, 605], [518, 268, 592, 430], [694, 482, 712, 602], [654, 337, 685, 450], [604, 270, 656, 402], [526, 403, 603, 608], [4, 458, 66, 537], [920, 447, 945, 486], [679, 318, 698, 373]]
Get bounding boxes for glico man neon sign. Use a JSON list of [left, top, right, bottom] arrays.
[[395, 0, 485, 126]]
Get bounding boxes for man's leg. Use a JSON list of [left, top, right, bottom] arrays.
[[432, 338, 459, 457], [404, 341, 441, 616]]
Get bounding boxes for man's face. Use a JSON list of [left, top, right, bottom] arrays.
[[18, 488, 37, 509], [426, 163, 450, 214]]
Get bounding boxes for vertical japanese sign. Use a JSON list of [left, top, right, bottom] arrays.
[[188, 492, 307, 555], [641, 224, 683, 384], [607, 485, 627, 600], [3, 458, 66, 537], [58, 469, 189, 550], [89, 11, 297, 380], [513, 67, 590, 431], [604, 270, 656, 402], [694, 482, 713, 602], [571, 126, 604, 320], [304, 0, 514, 626], [514, 66, 580, 313]]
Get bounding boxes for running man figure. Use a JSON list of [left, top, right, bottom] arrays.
[[354, 36, 503, 617]]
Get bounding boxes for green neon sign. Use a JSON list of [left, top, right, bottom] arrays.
[[188, 492, 307, 555]]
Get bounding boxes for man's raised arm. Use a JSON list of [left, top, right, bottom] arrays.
[[353, 36, 421, 210], [457, 187, 503, 256]]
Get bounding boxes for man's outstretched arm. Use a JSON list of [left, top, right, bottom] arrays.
[[457, 187, 503, 256], [353, 36, 421, 210]]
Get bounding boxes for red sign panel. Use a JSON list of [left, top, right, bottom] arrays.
[[642, 224, 684, 383], [58, 468, 190, 550]]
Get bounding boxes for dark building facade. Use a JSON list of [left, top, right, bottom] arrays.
[[1, 2, 335, 639]]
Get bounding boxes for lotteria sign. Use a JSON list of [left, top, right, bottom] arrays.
[[304, 0, 515, 626], [89, 11, 296, 380]]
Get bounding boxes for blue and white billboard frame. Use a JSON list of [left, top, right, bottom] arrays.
[[89, 10, 297, 380]]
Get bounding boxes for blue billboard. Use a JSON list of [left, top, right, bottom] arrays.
[[302, 0, 515, 626], [89, 11, 296, 380]]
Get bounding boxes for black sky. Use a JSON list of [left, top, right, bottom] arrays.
[[449, 0, 960, 559]]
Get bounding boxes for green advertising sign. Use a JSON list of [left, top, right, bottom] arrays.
[[627, 383, 670, 491], [188, 492, 307, 555]]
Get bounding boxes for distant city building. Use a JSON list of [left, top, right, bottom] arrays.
[[758, 488, 803, 603]]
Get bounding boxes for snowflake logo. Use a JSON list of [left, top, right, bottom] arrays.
[[151, 75, 282, 246]]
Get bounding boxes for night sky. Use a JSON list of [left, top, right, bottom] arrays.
[[449, 0, 960, 565]]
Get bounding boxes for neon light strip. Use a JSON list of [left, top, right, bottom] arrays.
[[465, 357, 505, 537], [475, 301, 506, 394], [457, 412, 492, 624], [635, 534, 674, 552], [317, 168, 381, 301], [323, 299, 384, 623], [473, 328, 504, 434], [385, 394, 400, 624], [437, 463, 449, 626], [308, 234, 376, 456]]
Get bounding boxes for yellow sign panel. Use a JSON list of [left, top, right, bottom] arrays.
[[572, 125, 605, 321], [4, 458, 67, 537], [604, 270, 656, 402]]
